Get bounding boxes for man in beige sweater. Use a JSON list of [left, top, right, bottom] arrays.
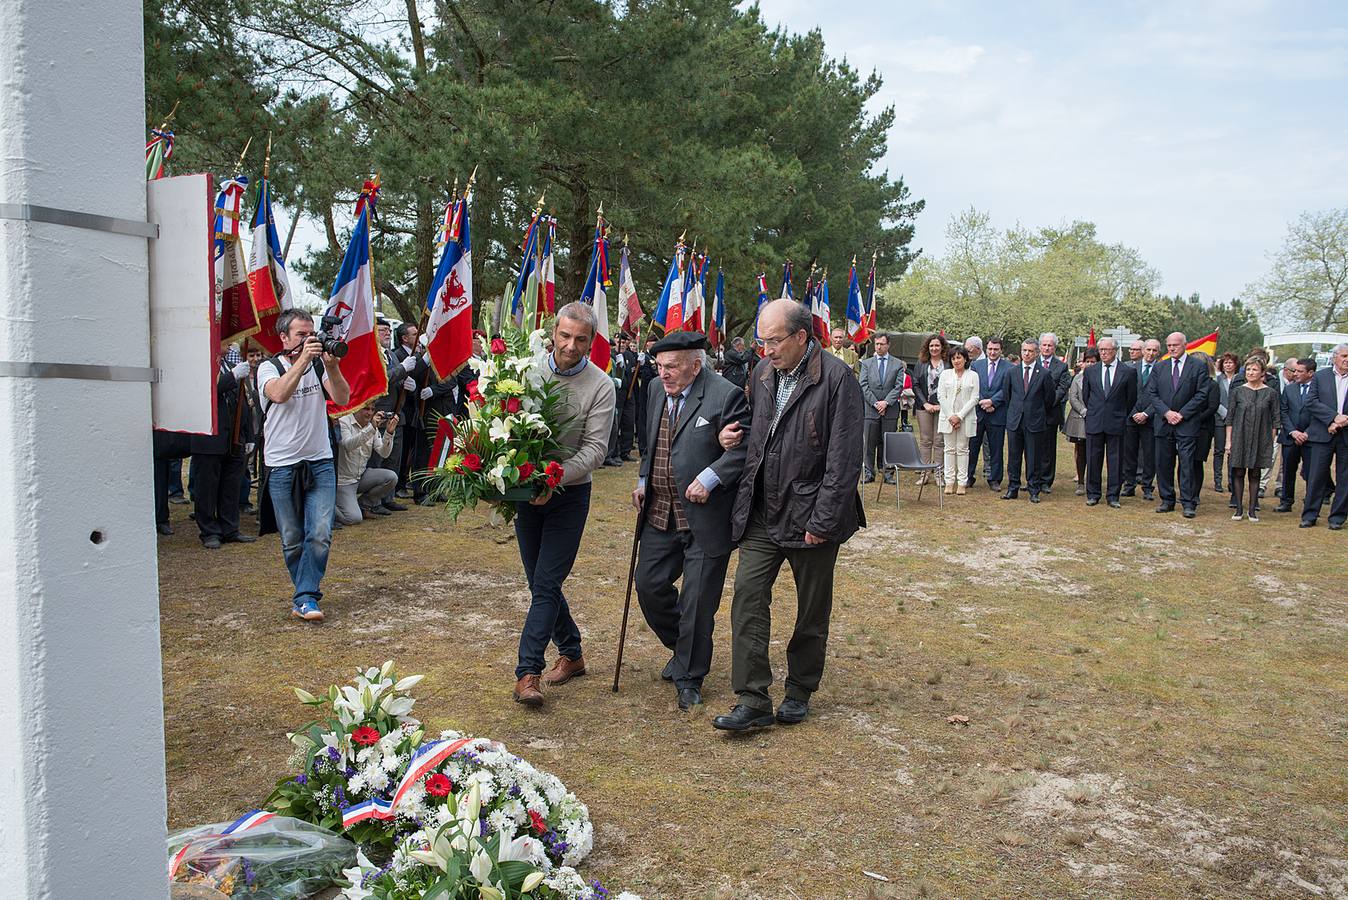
[[513, 302, 616, 707]]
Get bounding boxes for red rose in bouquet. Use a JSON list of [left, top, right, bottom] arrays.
[[504, 397, 522, 414], [490, 338, 508, 355], [466, 379, 485, 405], [544, 461, 564, 489], [351, 726, 381, 746], [517, 461, 535, 481], [461, 453, 483, 473], [424, 773, 453, 797]]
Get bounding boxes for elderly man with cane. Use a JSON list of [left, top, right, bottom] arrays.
[[711, 299, 865, 732], [627, 332, 751, 711]]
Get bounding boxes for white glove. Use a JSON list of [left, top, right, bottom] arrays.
[[244, 442, 255, 454], [420, 386, 434, 400], [401, 355, 418, 373], [421, 352, 431, 366], [231, 361, 250, 380], [402, 377, 416, 392]]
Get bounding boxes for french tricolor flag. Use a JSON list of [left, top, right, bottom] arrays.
[[324, 179, 387, 416], [424, 196, 473, 379], [579, 219, 611, 371], [652, 242, 684, 334], [248, 176, 293, 354]]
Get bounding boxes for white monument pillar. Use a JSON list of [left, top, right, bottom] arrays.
[[0, 0, 169, 896]]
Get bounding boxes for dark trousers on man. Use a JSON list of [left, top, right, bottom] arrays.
[[862, 416, 897, 478], [972, 423, 1004, 486], [1006, 427, 1041, 494], [635, 524, 730, 690], [192, 450, 246, 541], [617, 396, 637, 458], [1036, 426, 1060, 489], [1123, 419, 1154, 491], [153, 431, 192, 526], [514, 482, 590, 679], [1279, 442, 1306, 506], [729, 513, 839, 713], [636, 387, 650, 458], [398, 420, 421, 492], [1302, 442, 1348, 526], [1085, 432, 1123, 502], [1155, 432, 1198, 509]]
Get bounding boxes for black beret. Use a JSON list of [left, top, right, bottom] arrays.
[[650, 332, 709, 354]]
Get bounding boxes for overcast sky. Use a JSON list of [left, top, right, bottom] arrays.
[[753, 0, 1348, 306]]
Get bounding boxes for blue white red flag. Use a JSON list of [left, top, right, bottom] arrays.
[[540, 217, 557, 317], [684, 253, 706, 334], [213, 174, 259, 348], [248, 176, 294, 354], [813, 272, 831, 341], [865, 253, 878, 336], [578, 218, 611, 371], [778, 259, 794, 300], [652, 241, 685, 333], [618, 244, 642, 335], [709, 267, 726, 349], [324, 178, 386, 416], [754, 271, 770, 348], [510, 215, 541, 327], [425, 194, 473, 379], [146, 128, 174, 181], [845, 258, 867, 342]]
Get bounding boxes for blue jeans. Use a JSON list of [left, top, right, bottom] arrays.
[[268, 459, 336, 606], [514, 482, 590, 678]]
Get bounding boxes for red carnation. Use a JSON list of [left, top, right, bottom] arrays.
[[544, 461, 564, 488], [517, 462, 535, 480], [528, 809, 548, 835], [461, 453, 483, 473], [490, 338, 508, 355], [424, 773, 453, 797], [351, 726, 381, 746], [504, 397, 522, 414]]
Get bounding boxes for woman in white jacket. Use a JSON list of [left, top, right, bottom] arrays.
[[937, 347, 980, 495]]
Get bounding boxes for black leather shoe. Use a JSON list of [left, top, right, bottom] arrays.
[[776, 698, 809, 724], [661, 659, 676, 682], [1001, 490, 1019, 500], [1258, 487, 1266, 499], [712, 704, 775, 732], [602, 457, 623, 467], [1086, 498, 1100, 506], [382, 500, 408, 511], [1121, 486, 1136, 497], [1300, 520, 1316, 528], [221, 532, 257, 544], [1274, 504, 1293, 513], [1029, 493, 1041, 503], [1331, 522, 1344, 531], [201, 535, 222, 550], [861, 475, 875, 484], [1108, 500, 1122, 509], [1182, 507, 1196, 519], [620, 454, 634, 462], [156, 523, 173, 536], [1142, 489, 1155, 501], [1155, 503, 1175, 513], [883, 474, 896, 485], [988, 481, 1001, 492], [1043, 486, 1053, 495], [168, 494, 189, 505], [677, 687, 702, 711]]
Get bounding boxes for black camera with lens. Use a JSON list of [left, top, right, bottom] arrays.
[[318, 314, 349, 359]]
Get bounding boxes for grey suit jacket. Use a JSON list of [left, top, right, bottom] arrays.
[[859, 354, 905, 421], [638, 367, 752, 550]]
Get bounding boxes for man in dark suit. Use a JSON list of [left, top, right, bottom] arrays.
[[634, 332, 751, 710], [1274, 358, 1314, 513], [370, 318, 414, 512], [611, 335, 639, 460], [1003, 338, 1056, 502], [392, 322, 422, 496], [970, 337, 1011, 490], [635, 333, 660, 458], [1140, 332, 1212, 518], [190, 357, 259, 548], [858, 332, 905, 484], [1081, 337, 1138, 508], [1301, 344, 1348, 529], [1034, 333, 1072, 493], [1123, 339, 1161, 500]]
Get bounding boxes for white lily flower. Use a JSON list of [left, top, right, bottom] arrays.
[[293, 687, 318, 704], [394, 674, 424, 692], [379, 694, 415, 718], [522, 871, 545, 892], [489, 463, 508, 493], [489, 417, 512, 442], [339, 849, 376, 900], [379, 660, 395, 679]]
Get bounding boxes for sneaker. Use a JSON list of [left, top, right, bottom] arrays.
[[291, 599, 324, 622], [1248, 513, 1259, 523], [1231, 512, 1243, 521]]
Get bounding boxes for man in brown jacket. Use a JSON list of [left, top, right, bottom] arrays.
[[712, 299, 865, 732]]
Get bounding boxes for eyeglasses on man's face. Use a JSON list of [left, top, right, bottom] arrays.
[[754, 329, 804, 351]]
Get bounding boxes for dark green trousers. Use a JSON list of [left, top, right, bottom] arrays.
[[730, 514, 840, 713]]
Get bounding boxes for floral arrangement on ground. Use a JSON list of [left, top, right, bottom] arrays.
[[168, 662, 638, 900], [418, 327, 572, 523]]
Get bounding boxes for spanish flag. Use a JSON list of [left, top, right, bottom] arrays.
[[1163, 329, 1219, 360]]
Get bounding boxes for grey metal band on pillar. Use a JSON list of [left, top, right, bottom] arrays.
[[0, 361, 161, 383], [0, 202, 160, 239]]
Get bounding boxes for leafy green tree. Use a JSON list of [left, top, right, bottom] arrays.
[[1158, 293, 1264, 360], [1245, 208, 1348, 332]]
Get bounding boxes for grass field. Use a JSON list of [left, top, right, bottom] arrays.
[[159, 451, 1348, 898]]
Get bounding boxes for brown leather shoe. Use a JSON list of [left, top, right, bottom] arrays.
[[513, 674, 544, 707], [542, 655, 586, 686]]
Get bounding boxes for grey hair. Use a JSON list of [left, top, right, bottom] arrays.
[[732, 336, 745, 348], [1022, 338, 1040, 351], [1335, 342, 1348, 355], [964, 335, 984, 350], [276, 308, 313, 336], [783, 301, 813, 338], [555, 301, 598, 335], [1097, 336, 1117, 349], [1038, 332, 1058, 345]]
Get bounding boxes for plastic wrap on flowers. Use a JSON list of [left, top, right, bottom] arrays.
[[167, 814, 355, 899]]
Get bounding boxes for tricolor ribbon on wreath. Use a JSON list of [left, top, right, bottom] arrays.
[[340, 737, 475, 828], [168, 809, 277, 877]]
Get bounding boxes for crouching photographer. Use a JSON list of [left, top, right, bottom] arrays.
[[257, 309, 350, 623], [335, 406, 399, 525]]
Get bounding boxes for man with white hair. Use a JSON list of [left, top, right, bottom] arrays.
[[511, 302, 616, 707], [1137, 332, 1211, 518], [1301, 342, 1348, 529], [1035, 333, 1071, 492], [964, 335, 984, 362]]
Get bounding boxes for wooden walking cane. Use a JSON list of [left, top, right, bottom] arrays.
[[612, 496, 648, 692]]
